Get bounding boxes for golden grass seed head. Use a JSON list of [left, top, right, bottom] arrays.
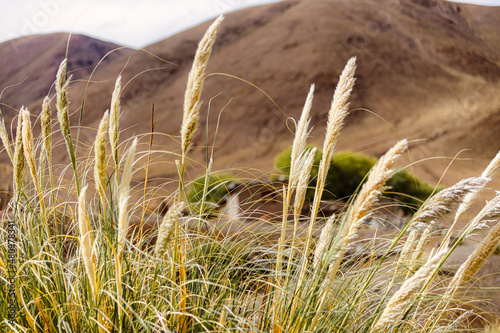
[[41, 96, 52, 161], [0, 113, 13, 164], [78, 185, 98, 298], [155, 201, 186, 258], [181, 15, 223, 155], [109, 75, 121, 160], [94, 111, 109, 200]]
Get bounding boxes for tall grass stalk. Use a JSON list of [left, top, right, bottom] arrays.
[[56, 58, 80, 194]]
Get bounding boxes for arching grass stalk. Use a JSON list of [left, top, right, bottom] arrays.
[[176, 16, 223, 333], [297, 57, 356, 284]]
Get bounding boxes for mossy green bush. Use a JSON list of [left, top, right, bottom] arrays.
[[186, 173, 235, 205], [275, 146, 440, 212]]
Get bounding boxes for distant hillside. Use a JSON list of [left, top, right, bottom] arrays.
[[1, 0, 499, 191], [0, 33, 126, 114]]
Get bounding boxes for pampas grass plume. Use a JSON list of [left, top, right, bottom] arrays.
[[374, 246, 448, 330], [109, 76, 121, 163], [94, 111, 109, 202], [293, 147, 317, 218], [56, 59, 71, 141], [445, 192, 500, 299], [0, 114, 13, 164], [14, 110, 25, 191], [181, 15, 223, 155], [41, 96, 52, 162], [413, 177, 488, 226], [155, 202, 186, 258], [21, 108, 41, 195], [314, 214, 335, 268], [117, 138, 138, 257], [289, 84, 314, 188], [78, 185, 98, 298]]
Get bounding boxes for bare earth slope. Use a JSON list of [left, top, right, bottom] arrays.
[[1, 0, 499, 189]]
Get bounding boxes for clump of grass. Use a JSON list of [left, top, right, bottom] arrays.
[[1, 16, 500, 333]]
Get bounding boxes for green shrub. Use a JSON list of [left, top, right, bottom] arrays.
[[275, 146, 441, 212], [326, 151, 377, 200], [186, 173, 235, 204]]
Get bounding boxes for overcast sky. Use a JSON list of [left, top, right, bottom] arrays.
[[1, 0, 499, 48]]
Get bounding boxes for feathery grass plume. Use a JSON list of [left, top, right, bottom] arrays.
[[289, 84, 314, 189], [409, 222, 435, 270], [40, 96, 52, 162], [56, 58, 72, 143], [78, 185, 98, 298], [455, 151, 500, 220], [299, 57, 356, 276], [445, 192, 500, 300], [314, 214, 336, 268], [55, 58, 82, 194], [21, 108, 42, 196], [94, 111, 109, 203], [293, 146, 317, 213], [413, 177, 488, 226], [13, 111, 25, 192], [347, 139, 408, 236], [117, 138, 138, 257], [399, 228, 419, 265], [373, 246, 448, 330], [109, 76, 121, 165], [181, 15, 223, 156], [155, 202, 186, 258], [0, 113, 13, 164], [326, 139, 408, 280], [320, 57, 356, 166]]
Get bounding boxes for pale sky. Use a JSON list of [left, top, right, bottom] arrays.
[[1, 0, 499, 49]]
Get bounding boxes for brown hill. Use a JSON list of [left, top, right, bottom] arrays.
[[0, 33, 126, 115], [1, 0, 500, 193]]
